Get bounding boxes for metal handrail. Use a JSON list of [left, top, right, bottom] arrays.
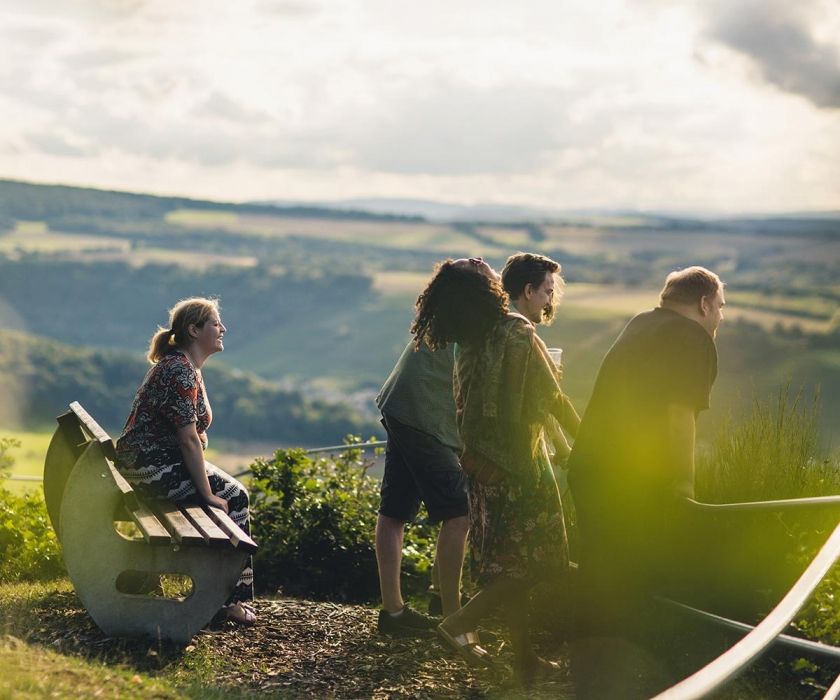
[[823, 671, 840, 700], [687, 495, 840, 513], [232, 440, 386, 478], [304, 440, 386, 455], [658, 598, 840, 660], [652, 521, 840, 700]]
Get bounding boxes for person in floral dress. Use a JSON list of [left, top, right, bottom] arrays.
[[411, 258, 580, 683]]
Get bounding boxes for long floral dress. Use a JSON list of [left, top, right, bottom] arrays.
[[455, 313, 578, 586], [115, 348, 253, 605]]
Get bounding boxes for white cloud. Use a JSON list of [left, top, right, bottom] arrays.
[[0, 0, 838, 212]]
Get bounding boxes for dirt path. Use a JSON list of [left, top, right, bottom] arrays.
[[23, 592, 576, 699]]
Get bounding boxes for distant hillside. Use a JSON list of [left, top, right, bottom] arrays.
[[0, 179, 423, 226], [0, 257, 415, 388], [0, 177, 838, 444], [0, 329, 382, 444]]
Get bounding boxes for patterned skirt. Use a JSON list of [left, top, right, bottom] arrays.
[[116, 446, 254, 605], [468, 459, 569, 587]]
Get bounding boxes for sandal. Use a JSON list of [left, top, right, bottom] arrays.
[[437, 623, 496, 668], [225, 602, 257, 627], [514, 655, 565, 686]]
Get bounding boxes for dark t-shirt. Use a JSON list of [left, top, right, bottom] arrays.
[[568, 307, 717, 499]]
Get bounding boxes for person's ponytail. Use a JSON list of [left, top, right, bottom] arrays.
[[147, 327, 176, 363]]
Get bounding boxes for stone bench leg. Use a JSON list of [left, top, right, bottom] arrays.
[[60, 442, 249, 643]]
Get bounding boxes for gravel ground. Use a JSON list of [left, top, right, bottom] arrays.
[[21, 591, 576, 699]]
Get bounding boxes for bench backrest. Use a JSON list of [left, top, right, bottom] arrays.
[[48, 402, 257, 554]]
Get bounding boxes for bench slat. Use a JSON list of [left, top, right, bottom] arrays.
[[182, 505, 232, 547], [69, 401, 116, 461], [206, 506, 258, 553], [152, 502, 206, 546], [106, 460, 140, 512], [131, 504, 172, 545]]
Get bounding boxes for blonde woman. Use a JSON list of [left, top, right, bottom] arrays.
[[115, 297, 255, 626]]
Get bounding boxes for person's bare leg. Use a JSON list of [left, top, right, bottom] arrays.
[[375, 514, 406, 613], [436, 515, 469, 617], [441, 576, 520, 635]]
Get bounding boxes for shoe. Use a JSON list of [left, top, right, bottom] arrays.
[[427, 588, 472, 616], [377, 605, 438, 637], [437, 622, 497, 669]]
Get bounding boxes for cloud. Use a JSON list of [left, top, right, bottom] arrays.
[[25, 132, 92, 157], [195, 92, 272, 125], [256, 0, 320, 18], [344, 80, 572, 176], [703, 0, 840, 108], [63, 48, 143, 71]]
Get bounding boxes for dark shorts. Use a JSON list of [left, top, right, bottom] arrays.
[[379, 412, 468, 524]]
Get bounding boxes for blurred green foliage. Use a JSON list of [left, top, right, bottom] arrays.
[[0, 438, 64, 582], [249, 439, 436, 602]]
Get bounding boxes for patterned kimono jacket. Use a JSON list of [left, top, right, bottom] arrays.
[[455, 312, 578, 585]]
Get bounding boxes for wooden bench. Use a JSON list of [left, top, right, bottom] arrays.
[[43, 401, 257, 643]]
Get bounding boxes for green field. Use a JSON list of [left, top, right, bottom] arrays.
[[0, 430, 52, 494]]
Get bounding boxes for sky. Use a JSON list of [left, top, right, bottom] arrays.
[[2, 0, 840, 213]]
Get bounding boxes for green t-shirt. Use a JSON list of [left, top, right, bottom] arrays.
[[376, 342, 461, 450]]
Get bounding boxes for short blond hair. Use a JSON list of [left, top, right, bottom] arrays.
[[147, 297, 220, 363], [659, 266, 723, 306]]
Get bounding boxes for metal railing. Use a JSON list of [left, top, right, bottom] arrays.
[[687, 494, 840, 513], [652, 520, 840, 700], [232, 440, 385, 478]]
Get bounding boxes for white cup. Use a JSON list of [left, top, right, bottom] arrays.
[[547, 347, 563, 366]]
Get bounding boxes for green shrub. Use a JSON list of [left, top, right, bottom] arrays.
[[0, 438, 64, 582], [249, 438, 436, 602]]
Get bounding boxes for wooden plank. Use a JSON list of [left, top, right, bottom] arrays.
[[206, 506, 258, 553], [181, 505, 232, 547], [106, 459, 139, 512], [69, 401, 116, 461], [151, 501, 206, 547], [130, 504, 172, 545], [56, 411, 87, 455]]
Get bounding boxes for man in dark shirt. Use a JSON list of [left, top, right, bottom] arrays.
[[568, 266, 724, 611], [568, 266, 724, 697]]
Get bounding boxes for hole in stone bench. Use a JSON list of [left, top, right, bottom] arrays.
[[115, 570, 194, 600], [114, 520, 144, 541]]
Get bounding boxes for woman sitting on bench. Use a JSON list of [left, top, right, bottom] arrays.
[[115, 297, 256, 627]]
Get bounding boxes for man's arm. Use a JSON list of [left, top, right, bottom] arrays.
[[667, 402, 696, 499]]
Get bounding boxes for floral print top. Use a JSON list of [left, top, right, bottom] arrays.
[[115, 349, 211, 472]]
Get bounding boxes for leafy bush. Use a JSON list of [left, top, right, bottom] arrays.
[[249, 438, 436, 603], [0, 438, 64, 582]]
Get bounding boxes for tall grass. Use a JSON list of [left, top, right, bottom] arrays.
[[696, 386, 840, 503]]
